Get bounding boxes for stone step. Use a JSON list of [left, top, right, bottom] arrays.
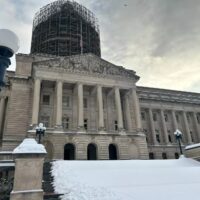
[[43, 162, 63, 200]]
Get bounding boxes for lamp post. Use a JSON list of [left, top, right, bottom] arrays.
[[174, 129, 183, 155], [36, 123, 46, 144], [0, 29, 19, 89]]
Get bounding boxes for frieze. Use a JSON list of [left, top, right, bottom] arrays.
[[33, 54, 139, 80]]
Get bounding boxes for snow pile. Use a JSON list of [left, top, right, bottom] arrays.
[[52, 157, 200, 200], [185, 143, 200, 150], [13, 138, 46, 154]]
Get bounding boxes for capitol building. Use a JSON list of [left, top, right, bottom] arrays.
[[0, 0, 200, 160]]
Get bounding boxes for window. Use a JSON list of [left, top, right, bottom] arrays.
[[40, 116, 50, 127], [114, 120, 118, 131], [84, 119, 88, 130], [149, 152, 154, 159], [187, 114, 190, 123], [62, 117, 69, 129], [141, 112, 146, 120], [155, 130, 160, 143], [42, 95, 50, 105], [176, 114, 179, 123], [175, 152, 179, 159], [190, 131, 194, 142], [168, 135, 172, 143], [168, 130, 172, 143], [156, 134, 160, 143], [162, 152, 167, 159], [164, 114, 168, 122], [197, 115, 200, 124], [153, 113, 157, 121], [84, 98, 88, 108], [63, 96, 70, 107]]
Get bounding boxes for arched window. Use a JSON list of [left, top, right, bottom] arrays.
[[64, 143, 75, 160], [87, 143, 97, 160], [162, 152, 167, 159], [149, 152, 154, 159], [109, 144, 118, 160], [175, 152, 179, 159]]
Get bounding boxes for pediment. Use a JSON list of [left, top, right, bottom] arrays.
[[33, 53, 139, 80]]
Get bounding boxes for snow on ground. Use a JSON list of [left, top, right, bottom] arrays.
[[52, 157, 200, 200]]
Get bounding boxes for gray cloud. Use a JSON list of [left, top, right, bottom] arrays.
[[1, 0, 200, 92]]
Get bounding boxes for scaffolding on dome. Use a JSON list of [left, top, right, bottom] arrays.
[[31, 0, 101, 57]]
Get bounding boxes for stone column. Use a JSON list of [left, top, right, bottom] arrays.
[[149, 108, 157, 145], [32, 78, 41, 126], [160, 109, 169, 144], [114, 87, 123, 130], [124, 93, 132, 131], [55, 81, 63, 128], [0, 97, 6, 132], [77, 83, 84, 129], [131, 89, 142, 129], [97, 85, 104, 130], [183, 111, 192, 144], [192, 112, 200, 141], [10, 139, 46, 200], [172, 110, 178, 131]]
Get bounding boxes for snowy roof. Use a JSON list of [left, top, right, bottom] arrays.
[[185, 143, 200, 150], [52, 157, 200, 200], [13, 138, 46, 154]]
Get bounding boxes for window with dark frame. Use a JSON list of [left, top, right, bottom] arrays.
[[164, 113, 168, 122], [155, 130, 160, 143], [175, 152, 179, 159], [62, 117, 69, 129], [84, 119, 88, 130], [162, 152, 167, 159], [168, 130, 172, 143], [141, 112, 146, 120], [197, 115, 200, 124], [149, 152, 154, 159], [114, 120, 118, 131], [190, 131, 194, 142], [42, 95, 50, 105]]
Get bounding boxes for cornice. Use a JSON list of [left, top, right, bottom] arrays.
[[137, 86, 200, 105]]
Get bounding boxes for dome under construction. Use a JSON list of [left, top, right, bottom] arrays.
[[31, 0, 101, 57]]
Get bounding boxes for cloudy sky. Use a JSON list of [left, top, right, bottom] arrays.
[[1, 0, 200, 92]]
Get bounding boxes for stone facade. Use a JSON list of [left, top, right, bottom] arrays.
[[0, 53, 200, 160]]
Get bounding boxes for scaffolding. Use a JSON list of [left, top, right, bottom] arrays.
[[31, 0, 101, 57]]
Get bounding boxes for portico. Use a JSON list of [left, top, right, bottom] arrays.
[[31, 78, 141, 133]]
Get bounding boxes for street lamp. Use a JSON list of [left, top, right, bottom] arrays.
[[36, 123, 46, 144], [0, 29, 19, 88], [174, 129, 183, 155]]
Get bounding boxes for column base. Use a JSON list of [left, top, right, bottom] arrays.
[[10, 189, 43, 200], [118, 128, 126, 135], [77, 126, 86, 133], [54, 125, 63, 130]]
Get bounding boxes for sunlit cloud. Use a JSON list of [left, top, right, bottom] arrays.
[[1, 0, 200, 92]]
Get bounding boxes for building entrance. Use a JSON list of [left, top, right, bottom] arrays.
[[87, 143, 97, 160], [109, 144, 117, 160], [64, 143, 75, 160]]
